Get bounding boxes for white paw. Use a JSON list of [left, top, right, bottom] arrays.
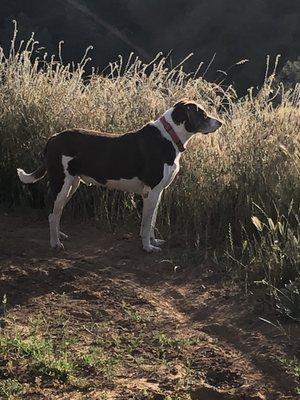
[[51, 241, 65, 251], [59, 231, 69, 240], [151, 238, 165, 246], [143, 244, 162, 253]]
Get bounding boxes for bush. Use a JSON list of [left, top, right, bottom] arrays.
[[227, 204, 300, 320]]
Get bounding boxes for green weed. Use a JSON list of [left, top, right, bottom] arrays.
[[226, 204, 300, 319], [0, 378, 23, 399], [279, 356, 300, 394]]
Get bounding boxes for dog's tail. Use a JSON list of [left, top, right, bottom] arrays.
[[17, 163, 47, 184]]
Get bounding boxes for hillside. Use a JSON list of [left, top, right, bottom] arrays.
[[0, 0, 299, 93]]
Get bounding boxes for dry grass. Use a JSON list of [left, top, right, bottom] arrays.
[[0, 26, 299, 311]]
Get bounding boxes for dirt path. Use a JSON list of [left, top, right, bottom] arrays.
[[0, 212, 299, 399]]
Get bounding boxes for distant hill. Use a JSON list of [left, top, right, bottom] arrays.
[[0, 0, 299, 94]]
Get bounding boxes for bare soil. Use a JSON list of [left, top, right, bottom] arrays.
[[0, 211, 299, 399]]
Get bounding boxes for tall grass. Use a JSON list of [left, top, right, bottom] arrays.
[[0, 26, 299, 311]]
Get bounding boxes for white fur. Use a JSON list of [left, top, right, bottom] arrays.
[[80, 175, 146, 195], [105, 177, 145, 194], [140, 160, 180, 252], [17, 168, 39, 184], [140, 189, 163, 252], [49, 156, 75, 250]]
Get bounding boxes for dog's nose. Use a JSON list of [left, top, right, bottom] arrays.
[[215, 119, 223, 128]]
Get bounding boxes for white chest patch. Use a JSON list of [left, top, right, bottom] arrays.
[[156, 154, 181, 190], [163, 163, 179, 188]]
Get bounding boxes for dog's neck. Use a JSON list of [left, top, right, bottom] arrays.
[[153, 107, 193, 151]]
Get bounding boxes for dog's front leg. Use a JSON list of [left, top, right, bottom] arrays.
[[149, 191, 165, 247], [140, 189, 163, 252]]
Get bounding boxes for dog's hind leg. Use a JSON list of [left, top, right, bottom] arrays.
[[59, 176, 80, 240], [48, 156, 75, 250], [49, 177, 74, 250]]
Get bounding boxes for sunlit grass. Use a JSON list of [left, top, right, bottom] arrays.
[[0, 23, 299, 314]]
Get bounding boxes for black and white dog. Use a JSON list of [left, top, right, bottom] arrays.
[[17, 100, 222, 252]]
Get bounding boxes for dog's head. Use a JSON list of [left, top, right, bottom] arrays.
[[171, 99, 222, 135]]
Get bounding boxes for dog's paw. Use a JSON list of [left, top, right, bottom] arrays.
[[143, 244, 162, 253], [51, 241, 65, 251], [59, 231, 69, 240], [151, 238, 165, 246]]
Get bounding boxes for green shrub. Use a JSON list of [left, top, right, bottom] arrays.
[[0, 379, 23, 399]]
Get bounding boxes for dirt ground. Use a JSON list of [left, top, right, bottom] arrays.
[[0, 211, 299, 400]]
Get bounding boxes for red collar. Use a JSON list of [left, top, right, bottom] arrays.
[[159, 116, 185, 152]]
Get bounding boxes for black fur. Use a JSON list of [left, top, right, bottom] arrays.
[[44, 124, 176, 198]]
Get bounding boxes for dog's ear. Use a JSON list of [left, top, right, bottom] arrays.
[[185, 104, 199, 130], [172, 99, 189, 125], [172, 99, 196, 128], [173, 98, 188, 108]]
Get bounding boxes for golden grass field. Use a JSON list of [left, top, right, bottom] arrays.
[[0, 28, 299, 398]]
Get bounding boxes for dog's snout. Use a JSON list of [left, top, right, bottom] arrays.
[[215, 119, 223, 128], [205, 117, 223, 134], [210, 118, 222, 129]]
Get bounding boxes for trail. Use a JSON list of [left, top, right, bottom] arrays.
[[0, 212, 298, 399]]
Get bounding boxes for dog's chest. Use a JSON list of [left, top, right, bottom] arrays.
[[159, 155, 181, 190]]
